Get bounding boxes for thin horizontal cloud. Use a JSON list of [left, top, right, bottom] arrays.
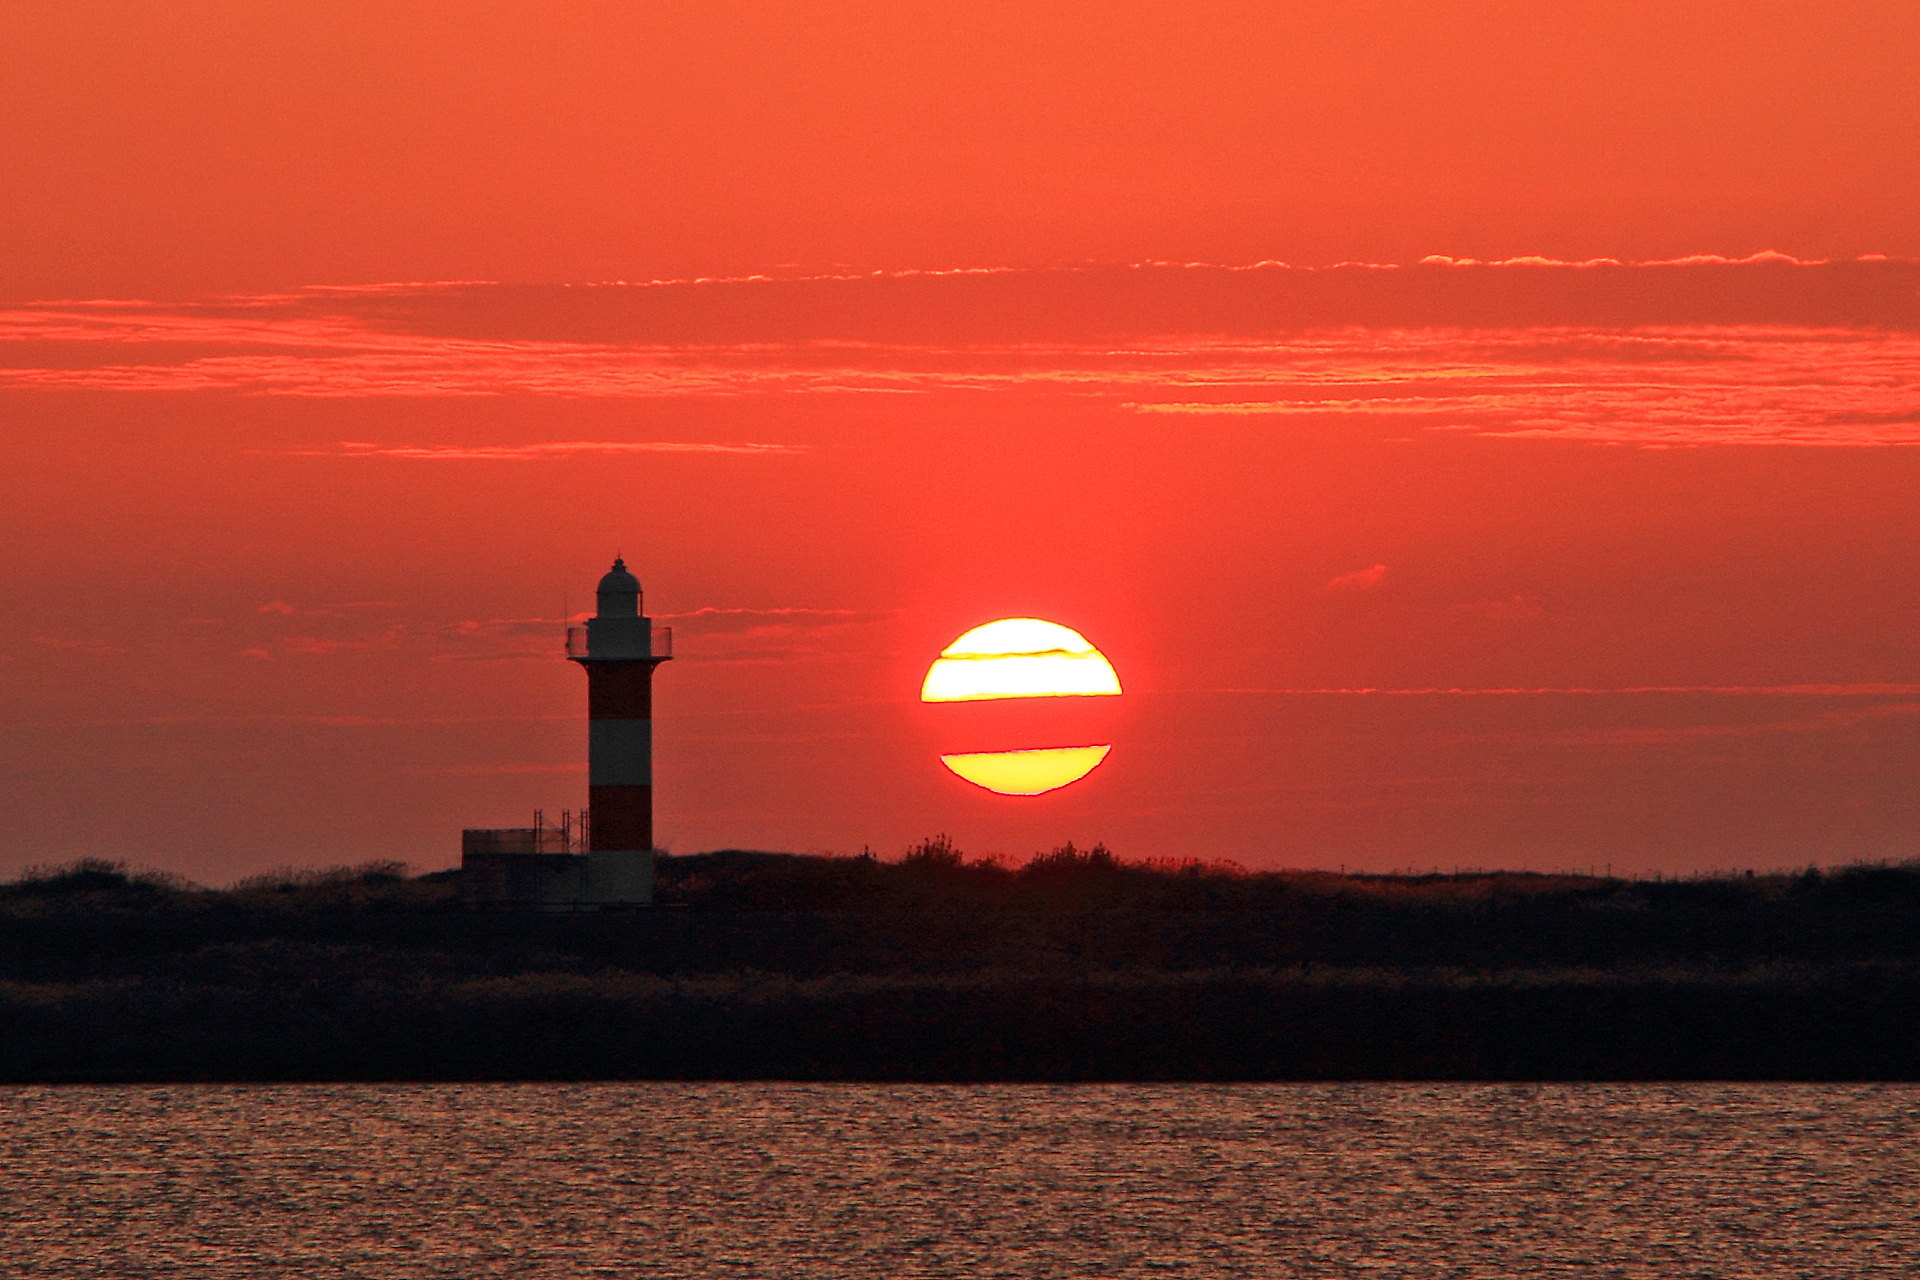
[[253, 599, 399, 616], [445, 617, 561, 637], [1494, 700, 1920, 748], [1422, 255, 1624, 268], [1418, 250, 1835, 269], [233, 612, 572, 662], [278, 633, 403, 656], [303, 280, 501, 294], [537, 252, 1902, 287], [86, 713, 573, 727], [689, 645, 868, 664], [263, 440, 806, 460], [1181, 684, 1920, 697], [660, 607, 890, 635], [1325, 564, 1388, 592], [1168, 685, 1920, 752], [1639, 251, 1827, 267], [1121, 327, 1920, 447], [664, 606, 874, 618], [428, 650, 563, 663], [3, 267, 1918, 446], [33, 635, 126, 656]]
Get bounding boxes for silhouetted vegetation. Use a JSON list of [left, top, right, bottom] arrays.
[[2, 844, 1918, 1081]]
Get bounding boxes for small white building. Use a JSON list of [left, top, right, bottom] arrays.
[[460, 811, 651, 909]]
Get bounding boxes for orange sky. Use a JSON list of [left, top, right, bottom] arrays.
[[3, 5, 1919, 881], [5, 1, 1918, 295]]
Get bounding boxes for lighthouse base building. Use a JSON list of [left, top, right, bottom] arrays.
[[460, 811, 654, 908], [460, 557, 671, 910]]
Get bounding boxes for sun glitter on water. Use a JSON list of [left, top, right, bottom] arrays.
[[922, 618, 1120, 795]]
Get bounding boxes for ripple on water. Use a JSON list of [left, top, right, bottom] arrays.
[[3, 1083, 1917, 1278]]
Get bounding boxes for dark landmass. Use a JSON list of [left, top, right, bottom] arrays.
[[3, 843, 1917, 1082]]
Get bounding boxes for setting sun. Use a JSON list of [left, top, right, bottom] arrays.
[[921, 618, 1122, 703], [938, 745, 1113, 796], [924, 618, 1120, 795]]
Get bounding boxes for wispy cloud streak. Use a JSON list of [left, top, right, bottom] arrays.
[[261, 441, 805, 459], [1185, 684, 1920, 697], [1120, 328, 1920, 447], [3, 264, 1918, 446]]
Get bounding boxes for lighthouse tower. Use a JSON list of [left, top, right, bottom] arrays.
[[567, 556, 672, 904]]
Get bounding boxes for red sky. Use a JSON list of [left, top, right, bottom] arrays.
[[3, 4, 1918, 881], [7, 0, 1919, 293]]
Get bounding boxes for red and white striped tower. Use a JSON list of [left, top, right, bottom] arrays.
[[567, 557, 671, 899]]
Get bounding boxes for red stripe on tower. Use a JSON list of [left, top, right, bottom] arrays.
[[568, 557, 671, 897]]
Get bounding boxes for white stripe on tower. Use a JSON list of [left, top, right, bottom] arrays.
[[588, 719, 652, 787]]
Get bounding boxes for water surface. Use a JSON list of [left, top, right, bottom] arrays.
[[6, 1083, 1915, 1276]]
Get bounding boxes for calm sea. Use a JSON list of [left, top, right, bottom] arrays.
[[4, 1084, 1915, 1277]]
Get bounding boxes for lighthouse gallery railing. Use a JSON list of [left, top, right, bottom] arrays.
[[566, 625, 672, 659]]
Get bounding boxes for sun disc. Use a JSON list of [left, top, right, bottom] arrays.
[[921, 617, 1121, 703], [940, 745, 1112, 795], [940, 618, 1096, 657]]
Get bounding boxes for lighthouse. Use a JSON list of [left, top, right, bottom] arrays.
[[457, 556, 669, 908], [565, 556, 672, 904]]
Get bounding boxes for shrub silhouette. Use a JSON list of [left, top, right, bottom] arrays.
[[22, 858, 134, 894], [901, 834, 964, 869], [4, 846, 1920, 1080], [1020, 842, 1121, 883]]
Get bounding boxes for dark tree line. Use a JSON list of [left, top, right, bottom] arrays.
[[2, 846, 1917, 1081]]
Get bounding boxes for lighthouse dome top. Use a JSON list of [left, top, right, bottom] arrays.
[[596, 557, 642, 617], [598, 557, 640, 594]]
